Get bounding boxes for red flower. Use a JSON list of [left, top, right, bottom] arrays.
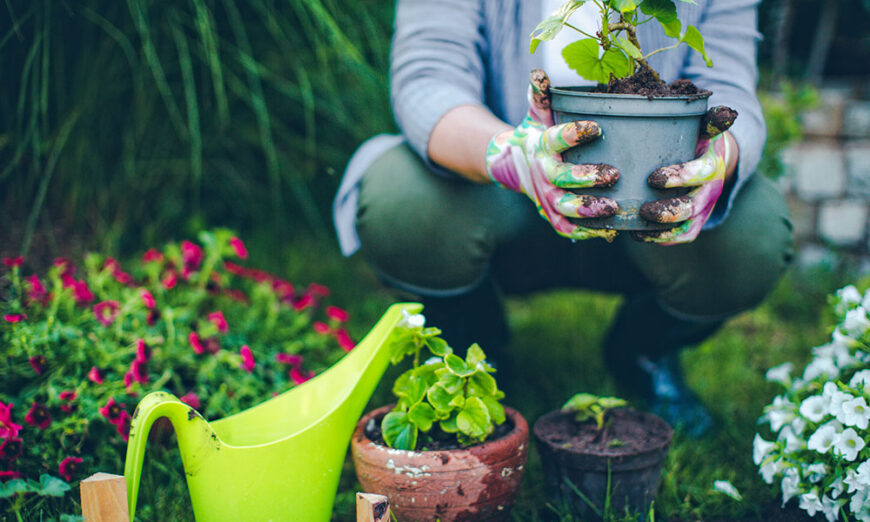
[[135, 339, 152, 363], [291, 294, 314, 311], [25, 402, 51, 430], [29, 355, 46, 375], [54, 257, 75, 276], [93, 300, 121, 326], [116, 411, 131, 441], [59, 390, 77, 401], [147, 309, 160, 326], [0, 402, 22, 439], [240, 345, 255, 372], [179, 392, 201, 410], [275, 353, 303, 366], [162, 270, 178, 289], [313, 321, 331, 335], [207, 311, 228, 333], [4, 314, 26, 324], [123, 371, 134, 390], [223, 261, 246, 276], [203, 336, 221, 354], [2, 257, 23, 268], [58, 456, 83, 481], [88, 366, 105, 385], [104, 257, 133, 285], [0, 471, 22, 482], [181, 240, 204, 269], [229, 237, 248, 259], [188, 332, 205, 354], [130, 359, 149, 384], [290, 367, 314, 385], [307, 283, 330, 297], [26, 275, 48, 304], [140, 289, 155, 309], [272, 280, 294, 300], [335, 328, 356, 352], [99, 398, 123, 423], [0, 438, 22, 461], [142, 248, 164, 263], [326, 306, 349, 323], [72, 279, 94, 303]]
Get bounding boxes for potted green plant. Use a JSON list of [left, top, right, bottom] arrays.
[[533, 393, 673, 519], [530, 0, 735, 231], [351, 311, 528, 521]]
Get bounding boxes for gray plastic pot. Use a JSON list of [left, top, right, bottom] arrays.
[[550, 87, 710, 231]]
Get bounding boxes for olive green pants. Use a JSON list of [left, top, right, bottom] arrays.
[[356, 143, 793, 322]]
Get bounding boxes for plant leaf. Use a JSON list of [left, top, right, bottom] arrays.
[[436, 370, 464, 394], [481, 396, 506, 425], [391, 370, 411, 398], [465, 343, 486, 367], [563, 392, 599, 412], [639, 0, 677, 22], [468, 370, 498, 397], [406, 375, 428, 405], [0, 479, 34, 498], [530, 0, 588, 53], [445, 353, 475, 377], [440, 414, 459, 433], [39, 474, 71, 497], [427, 384, 454, 411], [614, 36, 642, 60], [562, 39, 632, 84], [426, 337, 451, 357], [449, 395, 466, 409], [681, 25, 712, 67], [598, 397, 628, 409], [457, 397, 492, 440], [382, 410, 418, 450], [408, 402, 436, 432], [610, 0, 638, 12]]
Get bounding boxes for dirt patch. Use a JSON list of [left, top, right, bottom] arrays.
[[592, 65, 710, 100], [364, 412, 515, 451], [535, 408, 670, 457]]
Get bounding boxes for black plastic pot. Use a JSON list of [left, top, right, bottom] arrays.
[[533, 408, 673, 520], [550, 87, 710, 231]]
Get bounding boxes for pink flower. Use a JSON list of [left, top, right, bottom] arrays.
[[99, 398, 123, 423], [0, 402, 22, 439], [225, 289, 247, 302], [275, 353, 303, 366], [207, 311, 228, 333], [58, 456, 83, 481], [0, 438, 22, 461], [93, 300, 120, 326], [135, 339, 151, 363], [147, 309, 160, 326], [54, 257, 75, 277], [272, 280, 294, 300], [140, 289, 155, 309], [142, 248, 164, 263], [203, 336, 221, 354], [335, 328, 356, 352], [290, 367, 314, 385], [224, 261, 247, 276], [104, 257, 133, 285], [308, 283, 330, 297], [161, 270, 178, 289], [123, 371, 134, 390], [291, 294, 314, 311], [2, 257, 23, 268], [0, 471, 22, 482], [189, 332, 205, 354], [4, 314, 26, 323], [229, 237, 248, 259], [326, 306, 349, 322], [130, 359, 149, 384], [116, 411, 131, 441], [25, 402, 51, 430], [179, 392, 201, 410], [59, 390, 77, 401], [240, 345, 255, 372], [29, 355, 46, 375], [26, 275, 48, 304], [181, 240, 204, 269], [88, 366, 105, 385], [313, 321, 331, 335], [71, 279, 94, 303]]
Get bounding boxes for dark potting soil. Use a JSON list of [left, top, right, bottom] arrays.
[[592, 65, 710, 100], [535, 408, 670, 457], [364, 412, 515, 451]]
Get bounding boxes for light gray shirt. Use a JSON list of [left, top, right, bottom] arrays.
[[334, 0, 765, 256]]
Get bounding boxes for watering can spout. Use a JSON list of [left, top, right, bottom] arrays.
[[124, 391, 217, 519]]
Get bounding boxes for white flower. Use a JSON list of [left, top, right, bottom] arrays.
[[712, 480, 742, 501], [760, 458, 783, 484], [804, 356, 840, 382], [792, 416, 807, 435], [833, 328, 857, 349], [399, 310, 425, 329], [851, 488, 870, 519], [845, 469, 864, 495], [800, 491, 824, 517], [857, 461, 870, 487], [823, 383, 854, 423], [767, 396, 797, 432], [778, 425, 805, 452], [766, 362, 794, 386], [801, 395, 828, 423], [781, 468, 800, 505], [842, 308, 870, 337], [863, 288, 870, 311], [753, 434, 776, 465], [815, 342, 857, 369], [803, 462, 827, 483], [821, 495, 845, 522], [842, 397, 870, 429], [851, 370, 870, 389], [808, 424, 840, 454], [839, 285, 863, 307], [834, 428, 865, 461], [830, 476, 845, 499]]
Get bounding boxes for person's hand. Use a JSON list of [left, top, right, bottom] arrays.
[[633, 106, 739, 245], [485, 69, 620, 241]]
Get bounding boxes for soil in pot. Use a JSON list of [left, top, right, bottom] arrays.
[[352, 405, 529, 522], [534, 408, 673, 520], [592, 65, 709, 98]]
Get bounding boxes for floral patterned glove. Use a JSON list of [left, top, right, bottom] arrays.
[[634, 106, 739, 245], [485, 69, 620, 241]]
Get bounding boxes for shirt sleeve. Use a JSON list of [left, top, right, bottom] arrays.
[[390, 0, 488, 173], [682, 0, 766, 227]]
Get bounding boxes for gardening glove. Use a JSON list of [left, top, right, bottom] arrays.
[[485, 69, 620, 241], [633, 106, 739, 245]]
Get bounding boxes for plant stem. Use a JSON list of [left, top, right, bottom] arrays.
[[609, 20, 661, 82], [564, 22, 597, 40], [644, 42, 682, 60]]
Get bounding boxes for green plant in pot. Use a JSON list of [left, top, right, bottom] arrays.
[[351, 311, 529, 522], [533, 393, 673, 520], [530, 0, 738, 237]]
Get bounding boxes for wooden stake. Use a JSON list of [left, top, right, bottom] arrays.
[[356, 492, 390, 522], [80, 473, 129, 522]]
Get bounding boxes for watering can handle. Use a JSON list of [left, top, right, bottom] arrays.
[[124, 391, 210, 520]]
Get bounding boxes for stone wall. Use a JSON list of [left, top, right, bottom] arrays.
[[780, 83, 870, 269]]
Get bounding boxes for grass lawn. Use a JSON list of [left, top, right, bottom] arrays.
[[122, 231, 849, 521]]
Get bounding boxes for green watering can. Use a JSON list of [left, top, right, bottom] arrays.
[[124, 302, 421, 521]]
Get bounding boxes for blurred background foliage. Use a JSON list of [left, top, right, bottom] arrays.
[[1, 0, 868, 257]]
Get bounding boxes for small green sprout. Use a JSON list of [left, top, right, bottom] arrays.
[[562, 393, 627, 431]]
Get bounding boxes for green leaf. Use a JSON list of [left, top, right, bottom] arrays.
[[468, 370, 498, 397], [639, 0, 677, 22], [391, 370, 412, 398], [406, 375, 428, 404], [562, 39, 632, 84], [426, 337, 452, 357], [449, 395, 466, 409], [440, 414, 459, 433], [563, 393, 599, 412], [610, 0, 638, 12], [445, 354, 475, 377], [427, 384, 455, 412], [598, 397, 628, 409], [481, 396, 506, 425], [661, 18, 682, 39], [382, 411, 418, 450], [681, 25, 712, 67], [614, 37, 642, 60], [530, 1, 588, 53], [39, 474, 72, 497], [436, 369, 464, 394], [465, 343, 486, 367], [408, 402, 437, 432], [412, 362, 440, 387], [457, 397, 492, 440], [0, 479, 34, 498]]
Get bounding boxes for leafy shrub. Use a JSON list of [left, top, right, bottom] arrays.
[[0, 229, 355, 517]]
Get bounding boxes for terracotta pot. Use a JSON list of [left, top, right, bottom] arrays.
[[533, 408, 672, 520], [351, 404, 529, 522]]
